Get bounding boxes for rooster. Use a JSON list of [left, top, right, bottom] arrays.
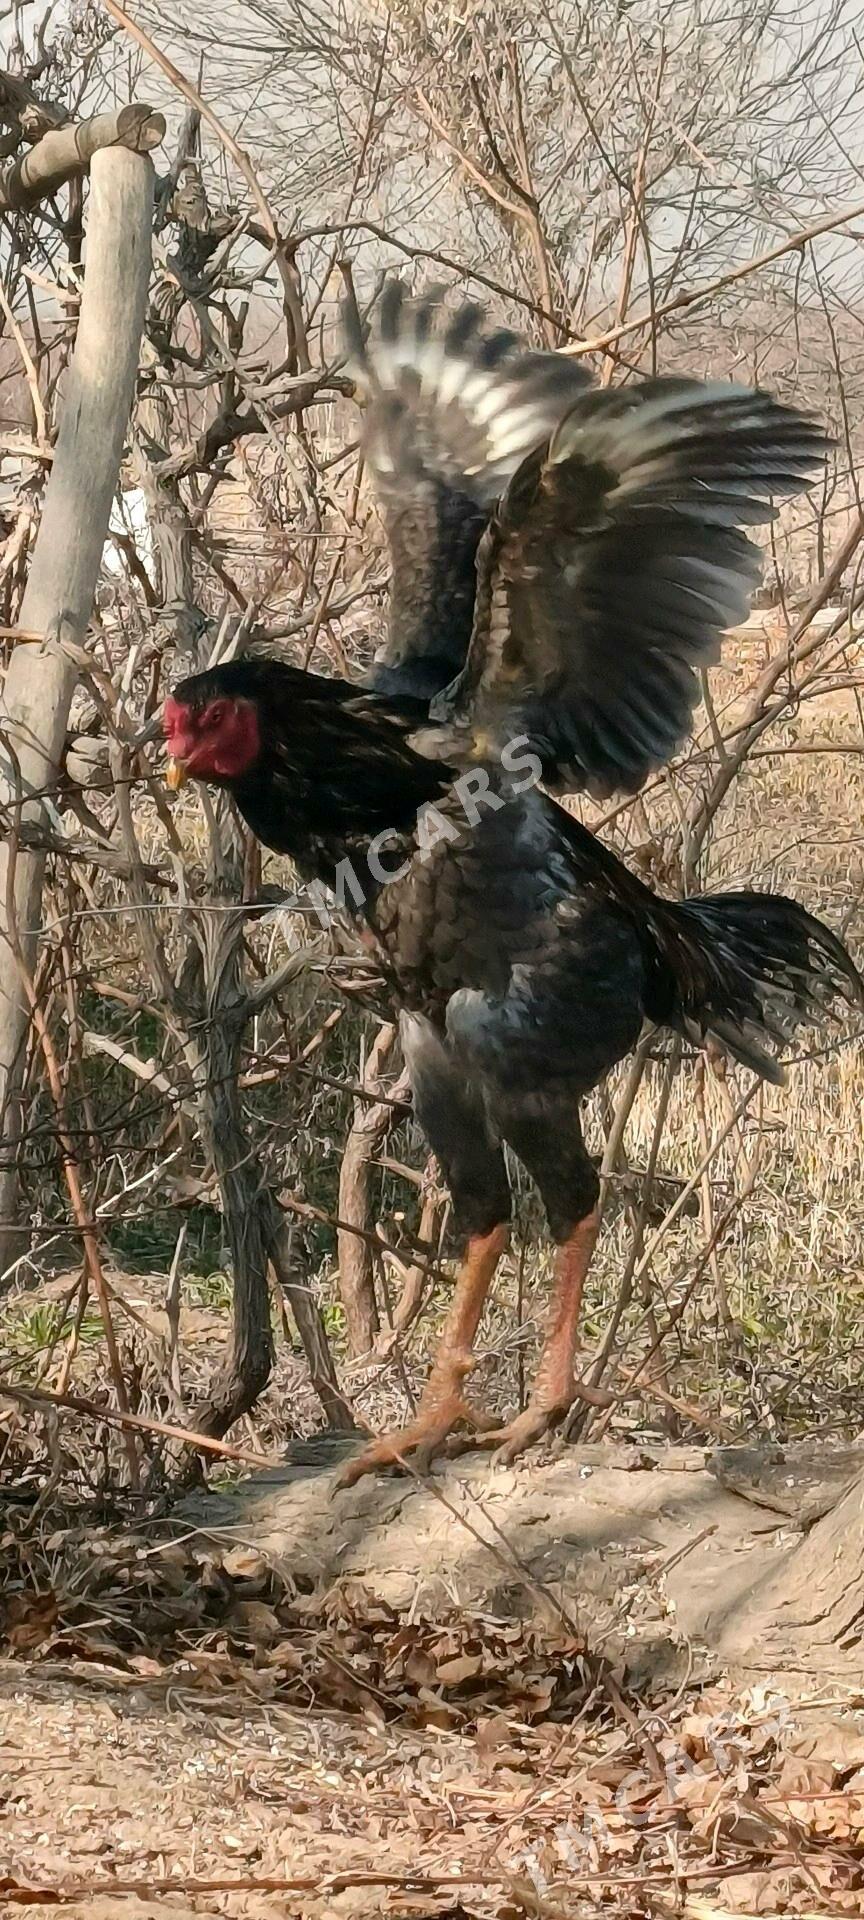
[[160, 281, 863, 1482]]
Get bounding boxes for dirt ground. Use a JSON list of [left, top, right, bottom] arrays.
[[2, 1437, 864, 1917], [172, 1435, 859, 1676]]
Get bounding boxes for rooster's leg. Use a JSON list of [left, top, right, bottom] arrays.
[[337, 1012, 511, 1488], [450, 1096, 612, 1465], [335, 1222, 508, 1487], [464, 1204, 612, 1465]]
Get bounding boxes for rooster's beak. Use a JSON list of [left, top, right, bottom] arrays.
[[165, 758, 187, 791]]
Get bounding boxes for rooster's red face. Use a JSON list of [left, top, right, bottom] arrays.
[[162, 694, 261, 790]]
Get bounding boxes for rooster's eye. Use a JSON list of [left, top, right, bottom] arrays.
[[206, 703, 226, 728]]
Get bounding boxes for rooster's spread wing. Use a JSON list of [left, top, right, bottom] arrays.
[[344, 279, 591, 701], [435, 378, 828, 796], [348, 279, 827, 796]]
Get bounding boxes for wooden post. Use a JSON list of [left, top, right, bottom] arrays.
[[0, 144, 155, 1275]]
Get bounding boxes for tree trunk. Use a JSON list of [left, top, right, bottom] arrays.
[[0, 146, 153, 1277], [715, 1468, 864, 1678], [337, 1021, 403, 1355], [189, 847, 347, 1438]]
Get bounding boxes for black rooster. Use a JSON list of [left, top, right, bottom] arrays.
[[161, 282, 863, 1480]]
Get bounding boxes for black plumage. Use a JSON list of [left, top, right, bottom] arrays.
[[163, 280, 863, 1478]]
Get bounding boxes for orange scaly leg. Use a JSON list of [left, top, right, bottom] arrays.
[[335, 1222, 508, 1487], [464, 1206, 611, 1466]]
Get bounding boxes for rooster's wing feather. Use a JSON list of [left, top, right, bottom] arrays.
[[434, 377, 828, 796], [344, 279, 591, 701]]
